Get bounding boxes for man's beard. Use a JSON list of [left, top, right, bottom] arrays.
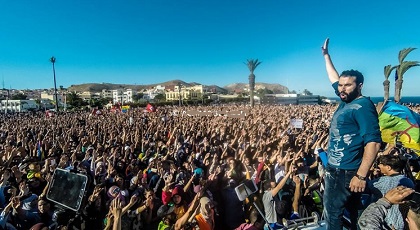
[[340, 89, 359, 103]]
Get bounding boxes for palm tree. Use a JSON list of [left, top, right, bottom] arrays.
[[67, 92, 82, 108], [50, 56, 59, 111], [394, 48, 419, 103], [244, 59, 262, 107], [383, 65, 396, 101]]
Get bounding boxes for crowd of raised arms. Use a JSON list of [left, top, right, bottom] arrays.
[[0, 103, 419, 230]]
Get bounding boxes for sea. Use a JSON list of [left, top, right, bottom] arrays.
[[328, 96, 420, 105]]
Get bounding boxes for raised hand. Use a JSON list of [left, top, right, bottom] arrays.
[[292, 175, 301, 186], [89, 186, 104, 203], [322, 38, 329, 55], [110, 198, 123, 217]]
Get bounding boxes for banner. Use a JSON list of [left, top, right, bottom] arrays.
[[290, 118, 303, 129], [379, 101, 420, 151]]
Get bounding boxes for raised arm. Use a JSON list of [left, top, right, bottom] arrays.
[[322, 38, 339, 84]]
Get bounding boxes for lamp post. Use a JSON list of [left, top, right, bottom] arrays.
[[50, 57, 59, 112], [3, 88, 9, 114], [178, 83, 182, 106]]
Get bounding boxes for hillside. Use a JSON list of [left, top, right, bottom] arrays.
[[68, 80, 286, 94], [68, 80, 191, 92], [224, 82, 289, 94]]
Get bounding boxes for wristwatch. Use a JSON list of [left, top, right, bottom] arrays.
[[356, 174, 366, 181]]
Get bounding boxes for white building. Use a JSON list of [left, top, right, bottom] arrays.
[[101, 89, 113, 99], [41, 92, 65, 105], [112, 89, 134, 104], [0, 100, 39, 113], [143, 85, 166, 100]]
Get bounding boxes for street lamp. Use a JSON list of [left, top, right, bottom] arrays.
[[50, 56, 59, 112], [178, 83, 182, 106]]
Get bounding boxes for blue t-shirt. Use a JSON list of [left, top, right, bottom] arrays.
[[328, 82, 382, 170]]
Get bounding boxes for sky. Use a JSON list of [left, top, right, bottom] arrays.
[[1, 0, 420, 97]]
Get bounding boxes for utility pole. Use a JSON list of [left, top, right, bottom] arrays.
[[2, 78, 5, 114], [178, 82, 182, 106], [50, 57, 59, 112], [4, 89, 9, 114]]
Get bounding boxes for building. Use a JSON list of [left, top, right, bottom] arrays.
[[41, 92, 65, 105], [261, 94, 320, 105], [112, 89, 134, 104], [0, 100, 38, 113], [298, 95, 321, 105], [165, 85, 204, 102], [101, 89, 113, 99], [79, 91, 101, 101], [143, 85, 166, 100]]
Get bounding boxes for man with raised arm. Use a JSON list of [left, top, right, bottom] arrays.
[[321, 38, 382, 230]]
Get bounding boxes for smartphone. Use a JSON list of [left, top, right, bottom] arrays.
[[151, 168, 158, 173], [406, 191, 420, 204], [50, 159, 56, 166]]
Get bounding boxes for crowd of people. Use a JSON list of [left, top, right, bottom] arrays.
[[0, 101, 419, 230]]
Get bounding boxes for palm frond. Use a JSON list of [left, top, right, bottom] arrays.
[[397, 61, 420, 77], [383, 65, 396, 80], [244, 59, 262, 73], [398, 48, 416, 64]]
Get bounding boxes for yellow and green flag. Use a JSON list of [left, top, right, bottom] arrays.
[[379, 101, 420, 151]]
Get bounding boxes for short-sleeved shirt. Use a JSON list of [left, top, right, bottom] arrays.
[[262, 191, 277, 224], [328, 82, 382, 170]]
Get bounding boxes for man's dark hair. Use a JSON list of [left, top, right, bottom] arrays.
[[340, 69, 364, 85], [378, 154, 406, 172], [263, 179, 275, 191]]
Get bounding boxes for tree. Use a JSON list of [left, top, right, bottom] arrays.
[[66, 92, 84, 108], [302, 89, 313, 96], [244, 59, 262, 108], [394, 48, 419, 103], [11, 93, 27, 100], [383, 65, 396, 101], [132, 93, 144, 102], [154, 94, 166, 102]]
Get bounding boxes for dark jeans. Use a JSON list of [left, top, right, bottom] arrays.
[[323, 165, 362, 230]]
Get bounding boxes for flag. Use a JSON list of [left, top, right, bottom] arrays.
[[379, 101, 420, 151], [121, 105, 130, 113], [146, 103, 156, 112], [110, 104, 122, 113]]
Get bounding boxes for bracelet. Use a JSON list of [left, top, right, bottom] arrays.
[[355, 174, 366, 181]]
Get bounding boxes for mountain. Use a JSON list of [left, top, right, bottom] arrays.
[[223, 82, 289, 94], [67, 80, 285, 94], [68, 80, 191, 92]]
